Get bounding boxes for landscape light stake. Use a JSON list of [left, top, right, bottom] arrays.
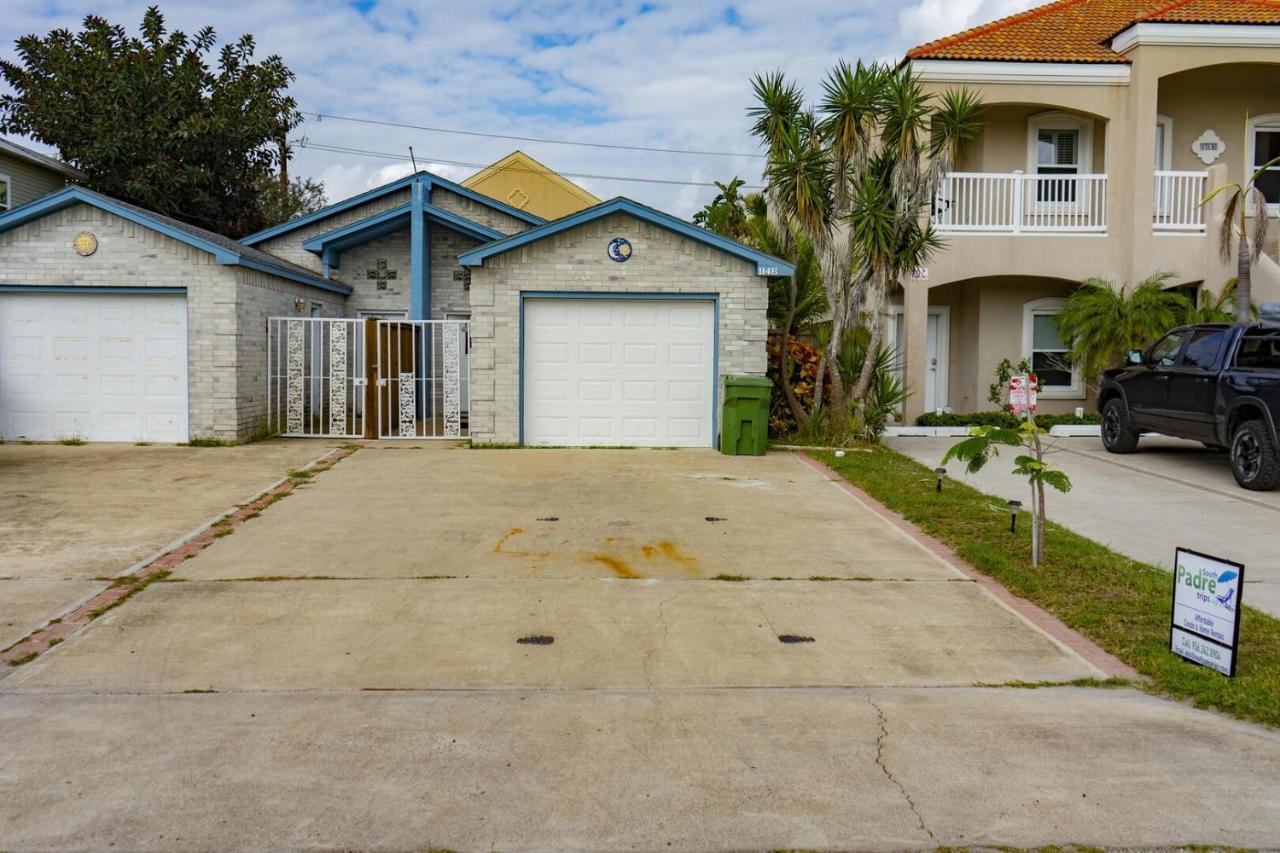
[[1007, 499, 1021, 534], [934, 467, 947, 492]]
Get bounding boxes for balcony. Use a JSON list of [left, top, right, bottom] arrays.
[[933, 172, 1108, 235], [932, 171, 1211, 237], [1153, 170, 1208, 233]]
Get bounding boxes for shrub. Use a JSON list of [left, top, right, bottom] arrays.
[[917, 411, 1100, 429], [766, 334, 828, 436]]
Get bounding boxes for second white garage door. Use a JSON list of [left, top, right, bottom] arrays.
[[523, 297, 715, 447], [0, 292, 188, 443]]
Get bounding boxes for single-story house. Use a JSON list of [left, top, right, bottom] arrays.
[[0, 170, 789, 447]]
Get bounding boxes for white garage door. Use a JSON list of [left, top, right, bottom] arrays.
[[0, 292, 188, 443], [523, 297, 715, 447]]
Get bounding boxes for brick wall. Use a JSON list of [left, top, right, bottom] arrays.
[[257, 188, 412, 274], [332, 230, 411, 316], [466, 212, 767, 444], [431, 186, 534, 237], [0, 203, 344, 440]]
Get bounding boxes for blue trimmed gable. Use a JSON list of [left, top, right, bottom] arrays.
[[458, 197, 795, 278], [0, 186, 351, 295]]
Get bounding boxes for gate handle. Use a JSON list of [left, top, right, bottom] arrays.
[[377, 378, 389, 387]]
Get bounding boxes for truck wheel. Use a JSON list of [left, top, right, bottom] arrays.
[[1230, 420, 1280, 491], [1101, 398, 1139, 454]]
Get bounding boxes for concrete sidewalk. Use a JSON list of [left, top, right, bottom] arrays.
[[888, 434, 1280, 618]]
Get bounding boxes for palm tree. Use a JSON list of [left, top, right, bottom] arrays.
[[1054, 272, 1191, 381], [749, 62, 981, 430], [1202, 120, 1280, 323], [692, 178, 750, 241], [1183, 278, 1253, 324]]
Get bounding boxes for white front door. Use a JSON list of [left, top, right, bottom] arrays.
[[523, 298, 715, 447], [0, 292, 188, 442], [892, 306, 949, 413]]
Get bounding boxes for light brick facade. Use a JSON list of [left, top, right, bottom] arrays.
[[466, 211, 768, 444], [0, 203, 343, 439]]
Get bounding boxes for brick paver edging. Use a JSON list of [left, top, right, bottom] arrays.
[[1, 445, 358, 669], [794, 452, 1139, 680]]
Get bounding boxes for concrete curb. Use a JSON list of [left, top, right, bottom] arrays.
[[791, 452, 1139, 680], [0, 445, 359, 672]]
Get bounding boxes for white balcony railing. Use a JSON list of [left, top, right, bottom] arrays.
[[933, 171, 1108, 234], [1153, 170, 1208, 232]]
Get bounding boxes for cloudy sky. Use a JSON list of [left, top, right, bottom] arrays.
[[2, 0, 1036, 216]]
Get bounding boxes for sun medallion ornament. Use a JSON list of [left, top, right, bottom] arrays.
[[73, 231, 98, 257], [607, 237, 632, 263]]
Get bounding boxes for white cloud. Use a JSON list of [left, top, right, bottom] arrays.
[[1, 0, 1000, 217]]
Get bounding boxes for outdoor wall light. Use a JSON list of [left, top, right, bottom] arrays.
[[1007, 499, 1022, 533], [293, 297, 306, 312], [934, 467, 947, 492]]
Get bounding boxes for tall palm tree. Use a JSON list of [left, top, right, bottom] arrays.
[[749, 62, 981, 426], [1054, 272, 1191, 381], [1202, 119, 1280, 323]]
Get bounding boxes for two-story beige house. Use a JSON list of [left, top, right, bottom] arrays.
[[0, 138, 80, 212], [894, 0, 1280, 421]]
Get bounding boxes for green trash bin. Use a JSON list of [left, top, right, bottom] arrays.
[[721, 375, 772, 456]]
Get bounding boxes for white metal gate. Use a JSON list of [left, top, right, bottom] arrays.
[[267, 317, 469, 439], [373, 319, 468, 439]]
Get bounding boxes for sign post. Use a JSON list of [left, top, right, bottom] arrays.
[[1170, 548, 1244, 676]]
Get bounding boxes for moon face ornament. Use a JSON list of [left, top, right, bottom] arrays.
[[607, 237, 633, 263]]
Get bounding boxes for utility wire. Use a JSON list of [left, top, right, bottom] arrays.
[[294, 139, 765, 190], [302, 111, 766, 160]]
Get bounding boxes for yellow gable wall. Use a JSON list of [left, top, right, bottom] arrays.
[[461, 151, 600, 220]]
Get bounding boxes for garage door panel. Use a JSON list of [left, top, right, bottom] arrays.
[[524, 298, 714, 448], [1, 293, 188, 442]]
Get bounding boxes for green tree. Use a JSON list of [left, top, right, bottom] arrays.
[[1054, 272, 1191, 382], [1202, 120, 1280, 324], [1, 7, 306, 237], [749, 62, 982, 431], [257, 175, 328, 225], [692, 178, 751, 242]]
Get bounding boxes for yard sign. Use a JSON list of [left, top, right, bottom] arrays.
[[1170, 548, 1245, 677]]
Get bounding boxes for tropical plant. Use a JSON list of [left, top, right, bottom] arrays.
[[1054, 272, 1192, 382], [1182, 278, 1256, 324], [942, 418, 1071, 566], [692, 178, 752, 242], [1201, 119, 1280, 323], [766, 334, 825, 436], [987, 357, 1032, 409], [836, 332, 910, 441], [0, 7, 308, 236], [749, 62, 982, 434]]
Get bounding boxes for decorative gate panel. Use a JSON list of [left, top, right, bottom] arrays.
[[267, 318, 368, 438], [375, 319, 469, 439]]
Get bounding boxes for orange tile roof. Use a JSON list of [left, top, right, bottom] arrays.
[[906, 0, 1280, 64]]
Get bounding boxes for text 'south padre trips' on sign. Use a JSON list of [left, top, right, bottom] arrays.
[[1170, 548, 1245, 677]]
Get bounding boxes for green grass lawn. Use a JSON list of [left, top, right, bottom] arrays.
[[808, 445, 1280, 728]]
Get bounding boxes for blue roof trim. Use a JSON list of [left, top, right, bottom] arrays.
[[457, 197, 795, 278], [424, 202, 508, 242], [0, 187, 237, 262], [0, 186, 352, 295], [241, 170, 544, 247], [302, 203, 412, 253]]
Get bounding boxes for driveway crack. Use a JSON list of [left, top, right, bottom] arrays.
[[868, 698, 934, 842], [643, 585, 689, 688]]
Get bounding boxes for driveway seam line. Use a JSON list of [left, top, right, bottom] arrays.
[[1056, 444, 1280, 514], [0, 445, 358, 673], [792, 452, 1137, 680]]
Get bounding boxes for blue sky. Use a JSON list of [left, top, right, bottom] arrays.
[[1, 0, 1035, 215]]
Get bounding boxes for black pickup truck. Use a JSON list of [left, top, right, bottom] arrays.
[[1097, 317, 1280, 490]]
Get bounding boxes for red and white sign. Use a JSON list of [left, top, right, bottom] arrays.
[[1009, 374, 1038, 415]]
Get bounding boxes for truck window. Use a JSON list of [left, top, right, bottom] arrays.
[[1179, 328, 1228, 369], [1148, 331, 1186, 366], [1235, 334, 1280, 370]]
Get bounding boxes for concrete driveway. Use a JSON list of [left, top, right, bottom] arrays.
[[3, 445, 1280, 850], [0, 441, 336, 650], [887, 434, 1280, 618]]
